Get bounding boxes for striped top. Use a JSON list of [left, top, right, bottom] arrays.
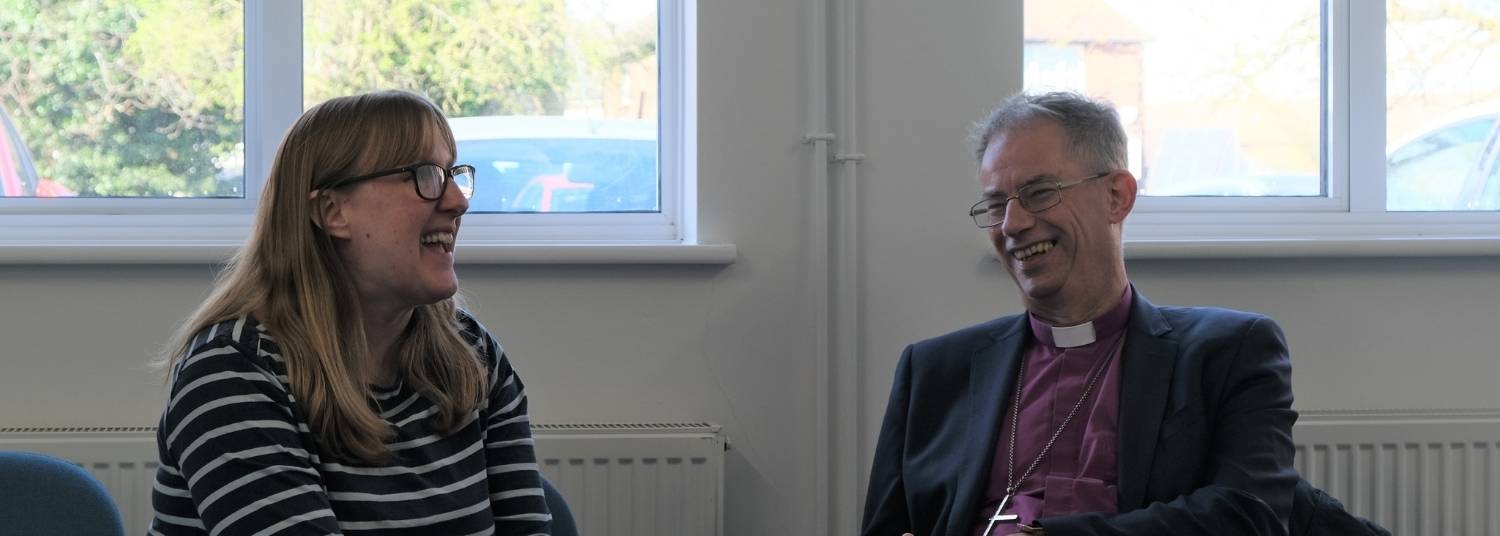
[[150, 312, 550, 536]]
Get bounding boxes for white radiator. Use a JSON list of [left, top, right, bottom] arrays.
[[0, 422, 726, 536], [532, 423, 725, 536], [1294, 410, 1500, 536]]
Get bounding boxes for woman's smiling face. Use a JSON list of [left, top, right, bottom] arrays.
[[321, 122, 469, 316]]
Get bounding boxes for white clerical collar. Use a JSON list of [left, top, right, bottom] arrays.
[[1050, 321, 1097, 348]]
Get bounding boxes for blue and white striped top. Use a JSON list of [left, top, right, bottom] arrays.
[[149, 312, 550, 535]]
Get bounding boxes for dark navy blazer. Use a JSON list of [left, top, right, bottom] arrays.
[[861, 291, 1297, 536]]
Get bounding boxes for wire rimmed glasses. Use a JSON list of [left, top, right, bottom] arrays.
[[968, 171, 1111, 228]]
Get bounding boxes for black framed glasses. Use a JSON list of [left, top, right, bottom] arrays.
[[321, 162, 476, 201], [968, 171, 1112, 228]]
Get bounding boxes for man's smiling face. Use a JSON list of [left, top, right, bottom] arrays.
[[977, 119, 1128, 314]]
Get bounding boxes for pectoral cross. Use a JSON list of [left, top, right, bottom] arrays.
[[980, 493, 1019, 536]]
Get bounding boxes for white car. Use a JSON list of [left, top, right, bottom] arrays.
[[1385, 102, 1500, 211], [447, 116, 658, 213]]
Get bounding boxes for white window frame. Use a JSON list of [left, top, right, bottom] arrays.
[[0, 0, 731, 264], [1113, 0, 1500, 257]]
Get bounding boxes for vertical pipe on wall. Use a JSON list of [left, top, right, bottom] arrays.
[[803, 0, 835, 532], [807, 0, 864, 531], [831, 0, 865, 532]]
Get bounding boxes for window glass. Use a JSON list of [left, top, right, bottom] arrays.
[[1023, 0, 1322, 198], [1386, 0, 1500, 211], [0, 1, 244, 198], [303, 0, 659, 213]]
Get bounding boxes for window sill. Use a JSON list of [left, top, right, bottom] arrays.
[[1118, 213, 1500, 258], [0, 241, 738, 265], [1124, 236, 1500, 259]]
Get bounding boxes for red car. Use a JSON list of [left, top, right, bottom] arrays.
[[1, 104, 72, 197]]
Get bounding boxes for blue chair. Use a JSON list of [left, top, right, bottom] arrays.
[[540, 475, 579, 536], [0, 451, 125, 535]]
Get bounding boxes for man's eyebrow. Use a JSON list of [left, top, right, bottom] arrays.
[[982, 173, 1058, 198], [1018, 173, 1058, 188]]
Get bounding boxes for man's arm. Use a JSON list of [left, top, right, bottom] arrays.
[[862, 345, 916, 536], [1038, 316, 1297, 536]]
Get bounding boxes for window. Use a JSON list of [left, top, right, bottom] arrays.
[[304, 0, 663, 216], [0, 2, 245, 200], [0, 0, 691, 256], [1386, 0, 1500, 212], [1022, 0, 1500, 248]]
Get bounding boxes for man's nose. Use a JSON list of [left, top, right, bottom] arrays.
[[998, 198, 1034, 236]]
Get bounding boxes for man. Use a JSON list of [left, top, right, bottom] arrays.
[[861, 92, 1297, 536]]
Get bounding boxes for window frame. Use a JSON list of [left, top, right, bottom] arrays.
[[0, 0, 707, 263], [1090, 0, 1500, 254]]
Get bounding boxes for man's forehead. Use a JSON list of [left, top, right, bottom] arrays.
[[981, 172, 1060, 196], [980, 126, 1072, 185]]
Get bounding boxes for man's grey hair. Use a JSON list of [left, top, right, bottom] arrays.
[[970, 91, 1128, 173]]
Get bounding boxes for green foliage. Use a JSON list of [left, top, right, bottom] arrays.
[[0, 0, 243, 197], [0, 0, 590, 198], [304, 0, 571, 117]]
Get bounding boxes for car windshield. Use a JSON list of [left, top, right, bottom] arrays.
[[1387, 115, 1500, 211]]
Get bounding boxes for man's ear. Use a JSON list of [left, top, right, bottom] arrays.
[[310, 190, 354, 239], [1107, 170, 1138, 224]]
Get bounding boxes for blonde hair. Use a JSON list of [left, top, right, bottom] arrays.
[[156, 90, 486, 463]]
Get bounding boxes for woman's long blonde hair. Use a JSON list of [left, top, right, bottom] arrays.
[[156, 90, 486, 464]]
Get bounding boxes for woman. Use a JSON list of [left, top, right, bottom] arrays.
[[149, 90, 551, 535]]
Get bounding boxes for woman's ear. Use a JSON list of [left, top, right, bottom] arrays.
[[310, 190, 354, 239]]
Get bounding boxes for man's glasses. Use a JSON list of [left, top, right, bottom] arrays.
[[321, 162, 476, 201], [968, 171, 1111, 228]]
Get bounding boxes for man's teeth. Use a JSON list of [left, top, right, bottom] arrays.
[[1013, 241, 1054, 261], [420, 232, 454, 246]]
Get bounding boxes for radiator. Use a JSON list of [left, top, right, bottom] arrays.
[[0, 422, 725, 536], [1293, 410, 1500, 536], [532, 423, 725, 536]]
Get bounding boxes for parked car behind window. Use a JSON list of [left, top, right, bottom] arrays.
[[0, 104, 72, 197], [449, 116, 658, 213]]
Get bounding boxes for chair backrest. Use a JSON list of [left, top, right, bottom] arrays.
[[0, 451, 125, 536], [541, 475, 579, 536]]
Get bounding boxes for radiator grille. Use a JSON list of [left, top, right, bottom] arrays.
[[0, 423, 725, 536], [1294, 410, 1500, 536]]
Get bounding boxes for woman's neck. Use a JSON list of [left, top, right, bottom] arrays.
[[361, 304, 413, 387]]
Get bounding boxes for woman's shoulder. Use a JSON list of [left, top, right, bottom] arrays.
[[170, 314, 287, 387], [454, 308, 495, 347], [453, 309, 509, 370]]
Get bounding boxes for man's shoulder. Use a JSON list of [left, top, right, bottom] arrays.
[[1154, 304, 1277, 335], [909, 313, 1026, 354], [1146, 303, 1288, 359]]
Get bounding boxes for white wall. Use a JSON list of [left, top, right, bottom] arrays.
[[2, 2, 1499, 535]]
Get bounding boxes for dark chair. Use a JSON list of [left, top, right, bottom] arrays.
[[0, 451, 125, 536], [1290, 478, 1391, 536], [541, 475, 579, 536]]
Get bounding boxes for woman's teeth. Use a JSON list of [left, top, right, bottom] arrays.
[[420, 232, 454, 252]]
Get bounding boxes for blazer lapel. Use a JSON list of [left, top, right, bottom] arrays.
[[1116, 291, 1179, 510], [950, 318, 1027, 535]]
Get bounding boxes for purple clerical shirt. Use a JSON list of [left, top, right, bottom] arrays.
[[972, 288, 1132, 535]]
